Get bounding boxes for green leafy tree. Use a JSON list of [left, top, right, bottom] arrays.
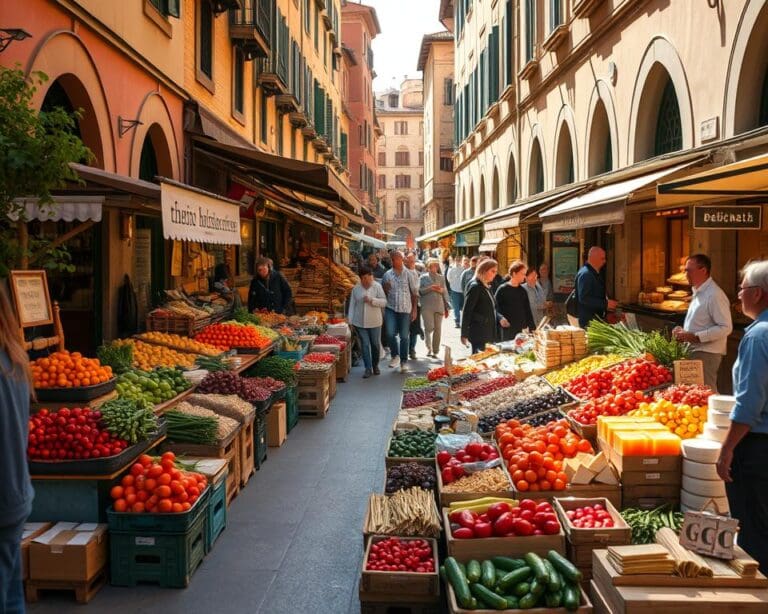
[[0, 65, 93, 275]]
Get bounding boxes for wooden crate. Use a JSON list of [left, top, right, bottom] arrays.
[[336, 344, 351, 382], [360, 536, 440, 597], [553, 497, 632, 546], [239, 413, 255, 487], [25, 568, 107, 604], [513, 483, 622, 510], [384, 434, 435, 468], [621, 484, 680, 510], [443, 508, 565, 559], [359, 589, 440, 614], [446, 581, 593, 613], [437, 458, 515, 507], [297, 368, 331, 417], [328, 361, 337, 398], [566, 411, 598, 443]]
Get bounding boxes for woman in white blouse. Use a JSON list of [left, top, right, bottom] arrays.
[[348, 266, 388, 378]]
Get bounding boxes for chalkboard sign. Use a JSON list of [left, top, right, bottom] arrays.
[[693, 205, 762, 230], [9, 270, 53, 327]]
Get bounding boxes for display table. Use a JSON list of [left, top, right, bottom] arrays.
[[31, 390, 118, 413]]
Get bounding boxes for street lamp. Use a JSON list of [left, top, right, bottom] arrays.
[[0, 28, 31, 52]]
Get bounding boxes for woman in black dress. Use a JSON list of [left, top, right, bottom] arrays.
[[495, 260, 536, 341], [461, 259, 503, 353]]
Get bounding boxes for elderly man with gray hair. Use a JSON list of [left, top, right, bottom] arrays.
[[419, 258, 450, 359]]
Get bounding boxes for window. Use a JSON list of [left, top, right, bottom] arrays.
[[440, 155, 453, 172], [550, 0, 563, 30], [394, 121, 408, 135], [378, 151, 386, 166], [505, 1, 513, 87], [358, 125, 363, 145], [260, 89, 269, 144], [197, 0, 213, 85], [418, 151, 424, 166], [314, 2, 319, 51], [525, 0, 536, 63], [277, 115, 284, 155], [340, 132, 348, 166], [395, 151, 410, 166], [395, 175, 411, 188], [419, 175, 423, 188], [148, 0, 180, 17], [444, 78, 454, 105], [359, 163, 365, 189], [397, 198, 410, 219], [304, 0, 311, 33], [388, 94, 399, 108], [489, 25, 500, 104], [378, 174, 386, 189], [233, 48, 244, 118], [654, 80, 682, 156]]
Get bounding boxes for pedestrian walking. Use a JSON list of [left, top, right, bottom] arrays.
[[672, 254, 732, 392], [446, 255, 468, 328], [524, 267, 546, 325], [347, 267, 387, 378], [0, 283, 33, 614], [248, 257, 293, 314], [367, 254, 386, 280], [538, 263, 555, 317], [382, 251, 419, 373], [419, 258, 450, 359], [717, 260, 768, 574], [495, 261, 536, 341], [461, 259, 504, 353], [571, 247, 618, 328], [405, 253, 423, 360], [461, 255, 480, 295]]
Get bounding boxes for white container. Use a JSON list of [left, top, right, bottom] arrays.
[[708, 394, 736, 412], [682, 474, 727, 498], [683, 458, 720, 480], [707, 408, 731, 428], [702, 423, 729, 443], [680, 489, 730, 514], [681, 438, 721, 463]]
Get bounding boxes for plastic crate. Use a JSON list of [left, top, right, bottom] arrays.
[[109, 494, 208, 588], [254, 417, 267, 470], [107, 488, 210, 533], [205, 471, 227, 553], [285, 385, 299, 433]]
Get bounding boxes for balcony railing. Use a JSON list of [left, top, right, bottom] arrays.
[[257, 54, 288, 95], [229, 0, 271, 59]]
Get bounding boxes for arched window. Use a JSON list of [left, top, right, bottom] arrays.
[[654, 80, 682, 156], [555, 124, 574, 187], [588, 99, 613, 177], [507, 155, 517, 205], [479, 178, 486, 215], [396, 197, 410, 219], [491, 168, 500, 211], [529, 140, 544, 195], [139, 136, 159, 183]]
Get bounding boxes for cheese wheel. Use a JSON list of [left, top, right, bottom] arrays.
[[707, 408, 731, 428], [682, 475, 727, 498], [702, 423, 729, 443], [683, 459, 720, 480], [681, 438, 721, 463], [708, 394, 736, 412], [680, 489, 729, 514]]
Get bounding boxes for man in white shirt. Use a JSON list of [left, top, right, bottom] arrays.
[[446, 256, 468, 328], [673, 254, 733, 392]]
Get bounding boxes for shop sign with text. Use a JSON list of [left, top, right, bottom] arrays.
[[693, 205, 762, 230], [161, 181, 242, 245]]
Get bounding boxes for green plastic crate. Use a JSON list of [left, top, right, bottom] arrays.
[[254, 416, 267, 470], [107, 488, 209, 533], [285, 385, 299, 432], [204, 471, 227, 553]]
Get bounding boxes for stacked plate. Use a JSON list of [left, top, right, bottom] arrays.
[[702, 395, 735, 443], [680, 438, 729, 514]]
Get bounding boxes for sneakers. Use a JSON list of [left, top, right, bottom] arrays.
[[373, 367, 381, 375], [409, 351, 417, 360], [388, 356, 401, 368], [400, 364, 410, 374], [363, 370, 372, 379]]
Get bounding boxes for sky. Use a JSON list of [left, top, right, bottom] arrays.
[[363, 0, 445, 92]]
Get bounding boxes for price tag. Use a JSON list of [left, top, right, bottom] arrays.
[[674, 360, 705, 385], [680, 511, 738, 560]]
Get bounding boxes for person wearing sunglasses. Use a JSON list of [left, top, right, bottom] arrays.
[[672, 254, 732, 392]]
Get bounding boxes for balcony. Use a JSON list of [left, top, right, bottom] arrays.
[[289, 111, 308, 128], [229, 0, 271, 60], [277, 94, 300, 113], [312, 137, 330, 153], [257, 54, 289, 96]]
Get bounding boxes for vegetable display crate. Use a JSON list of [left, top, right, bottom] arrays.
[[285, 385, 299, 432], [146, 313, 211, 336], [296, 369, 331, 418], [512, 483, 622, 511], [254, 416, 268, 470], [24, 568, 107, 605], [205, 468, 228, 554], [160, 431, 241, 507], [360, 535, 440, 597], [359, 589, 440, 614], [336, 344, 351, 382], [564, 412, 597, 444], [328, 361, 338, 398], [33, 377, 117, 403], [108, 490, 209, 588], [239, 413, 256, 486], [436, 460, 515, 507], [276, 342, 309, 361], [621, 484, 680, 511], [446, 582, 594, 613]]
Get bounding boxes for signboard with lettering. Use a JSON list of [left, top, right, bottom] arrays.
[[674, 359, 705, 385], [553, 246, 579, 294], [680, 511, 738, 560], [693, 205, 762, 230], [9, 270, 53, 327], [161, 181, 242, 245]]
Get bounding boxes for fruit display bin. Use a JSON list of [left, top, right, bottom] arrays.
[[34, 377, 117, 402]]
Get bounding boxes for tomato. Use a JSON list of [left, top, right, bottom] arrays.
[[512, 519, 534, 536], [130, 463, 144, 477], [452, 527, 474, 539], [486, 502, 511, 520], [473, 522, 493, 538], [493, 512, 515, 536]]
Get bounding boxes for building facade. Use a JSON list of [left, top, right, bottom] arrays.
[[376, 79, 425, 246], [418, 31, 455, 235]]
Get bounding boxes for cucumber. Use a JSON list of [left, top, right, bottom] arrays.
[[545, 590, 563, 607], [466, 560, 482, 583], [445, 557, 472, 608], [524, 552, 550, 584], [512, 581, 531, 597], [542, 559, 562, 593], [468, 597, 478, 609], [562, 583, 580, 612], [497, 566, 531, 592], [481, 560, 497, 589], [491, 556, 527, 572], [503, 595, 519, 609], [518, 592, 539, 609], [458, 562, 467, 578], [547, 550, 583, 584], [470, 583, 508, 611], [439, 565, 447, 583], [529, 577, 546, 597]]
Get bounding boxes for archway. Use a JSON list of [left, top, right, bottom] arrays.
[[554, 123, 575, 186], [491, 166, 500, 211], [587, 99, 613, 176], [468, 181, 475, 218], [137, 124, 175, 183], [506, 150, 518, 206], [529, 138, 544, 196], [129, 92, 180, 180], [479, 176, 486, 215], [395, 226, 412, 242]]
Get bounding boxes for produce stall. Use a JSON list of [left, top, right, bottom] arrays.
[[360, 320, 768, 613]]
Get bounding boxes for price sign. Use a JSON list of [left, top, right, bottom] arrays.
[[680, 511, 738, 560], [9, 270, 53, 327], [674, 360, 705, 385]]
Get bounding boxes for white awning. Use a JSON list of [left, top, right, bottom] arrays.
[[478, 228, 505, 252], [10, 196, 104, 222], [161, 180, 242, 245], [416, 214, 487, 243], [484, 186, 585, 232], [540, 161, 697, 232], [351, 232, 387, 249]]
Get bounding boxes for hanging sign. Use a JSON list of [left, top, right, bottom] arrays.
[[9, 270, 53, 327], [693, 205, 762, 230], [161, 181, 242, 245]]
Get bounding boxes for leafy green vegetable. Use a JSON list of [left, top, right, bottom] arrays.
[[252, 355, 297, 387], [97, 341, 134, 374], [165, 410, 218, 445], [100, 397, 158, 443], [233, 307, 261, 326]]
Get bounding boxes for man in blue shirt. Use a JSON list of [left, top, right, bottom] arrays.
[[382, 251, 419, 373], [717, 260, 768, 574], [574, 247, 618, 328]]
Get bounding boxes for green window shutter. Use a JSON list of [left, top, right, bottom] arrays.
[[340, 132, 348, 166], [167, 0, 180, 18]]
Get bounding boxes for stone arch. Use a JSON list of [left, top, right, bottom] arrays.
[[584, 80, 619, 176], [527, 129, 546, 196], [129, 92, 180, 180], [724, 0, 768, 136], [627, 36, 694, 164], [27, 30, 116, 171], [553, 106, 577, 186], [491, 164, 500, 211]]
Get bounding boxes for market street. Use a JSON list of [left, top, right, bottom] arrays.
[[27, 320, 469, 614]]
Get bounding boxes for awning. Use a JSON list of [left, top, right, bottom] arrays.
[[416, 214, 488, 243], [540, 161, 699, 232], [350, 232, 387, 249], [657, 152, 768, 206], [10, 196, 104, 222], [161, 180, 242, 245], [454, 228, 482, 247], [484, 186, 585, 232], [478, 228, 505, 252]]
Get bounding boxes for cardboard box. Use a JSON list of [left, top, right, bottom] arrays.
[[21, 522, 52, 581], [267, 401, 287, 447], [621, 469, 682, 487], [29, 522, 108, 582], [599, 437, 682, 475]]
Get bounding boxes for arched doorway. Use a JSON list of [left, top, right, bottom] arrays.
[[529, 139, 544, 195], [587, 99, 613, 176], [554, 123, 574, 186]]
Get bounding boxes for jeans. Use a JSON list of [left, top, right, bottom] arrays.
[[450, 290, 463, 325], [385, 308, 411, 363], [355, 326, 381, 372], [423, 311, 444, 355], [0, 522, 24, 614], [725, 433, 768, 575]]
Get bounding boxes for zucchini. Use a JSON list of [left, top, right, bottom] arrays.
[[542, 559, 562, 593], [468, 597, 478, 609], [470, 583, 508, 610], [524, 552, 549, 584], [481, 560, 497, 589], [512, 581, 531, 597], [562, 583, 580, 612], [518, 592, 539, 609], [547, 550, 583, 584], [497, 566, 531, 592], [503, 595, 519, 609], [545, 590, 563, 608], [529, 577, 546, 597], [445, 557, 472, 609], [466, 560, 482, 583], [491, 556, 527, 572]]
